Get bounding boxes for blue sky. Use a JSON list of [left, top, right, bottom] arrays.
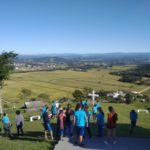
[[0, 0, 150, 54]]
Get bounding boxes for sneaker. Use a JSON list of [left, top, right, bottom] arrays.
[[104, 141, 109, 145], [113, 140, 117, 144]]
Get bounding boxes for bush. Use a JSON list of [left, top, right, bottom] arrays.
[[38, 93, 50, 100], [72, 90, 84, 102]]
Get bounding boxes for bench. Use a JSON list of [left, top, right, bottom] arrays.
[[137, 109, 148, 114], [30, 115, 41, 122]]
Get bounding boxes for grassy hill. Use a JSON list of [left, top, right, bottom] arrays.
[[2, 66, 149, 107]]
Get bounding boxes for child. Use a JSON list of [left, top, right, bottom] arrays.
[[15, 110, 24, 136], [96, 107, 104, 137], [2, 113, 12, 137], [84, 105, 92, 138], [129, 110, 138, 134], [105, 106, 118, 144], [58, 110, 65, 140]]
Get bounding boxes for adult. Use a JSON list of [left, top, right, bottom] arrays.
[[105, 106, 118, 144], [43, 107, 54, 140], [65, 107, 73, 137], [74, 103, 88, 147], [2, 113, 12, 137], [15, 110, 24, 136], [129, 110, 138, 134]]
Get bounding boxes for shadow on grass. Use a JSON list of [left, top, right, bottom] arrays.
[[88, 122, 150, 138]]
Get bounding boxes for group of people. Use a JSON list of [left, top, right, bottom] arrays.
[[0, 99, 138, 147], [1, 110, 24, 138]]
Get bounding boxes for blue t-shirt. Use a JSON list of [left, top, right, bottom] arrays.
[[85, 100, 89, 106], [75, 109, 86, 127], [96, 102, 101, 108], [92, 106, 97, 114], [42, 106, 46, 114], [81, 100, 86, 107], [96, 113, 104, 127], [2, 116, 10, 124], [130, 112, 137, 122], [86, 111, 92, 124]]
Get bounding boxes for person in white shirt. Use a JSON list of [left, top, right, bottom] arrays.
[[15, 110, 24, 136]]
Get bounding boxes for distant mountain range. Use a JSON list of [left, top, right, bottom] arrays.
[[16, 52, 150, 65]]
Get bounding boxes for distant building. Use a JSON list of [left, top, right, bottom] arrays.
[[107, 91, 126, 99], [24, 101, 45, 112]]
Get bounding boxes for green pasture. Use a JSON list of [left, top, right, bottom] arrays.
[[2, 67, 149, 107]]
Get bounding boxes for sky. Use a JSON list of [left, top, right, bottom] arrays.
[[0, 0, 150, 54]]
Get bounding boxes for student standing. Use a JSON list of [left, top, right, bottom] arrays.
[[2, 113, 12, 137], [43, 107, 54, 140], [58, 110, 65, 140], [96, 107, 105, 137], [74, 103, 88, 147], [105, 106, 118, 144], [15, 110, 24, 136], [92, 104, 97, 120], [129, 110, 138, 134]]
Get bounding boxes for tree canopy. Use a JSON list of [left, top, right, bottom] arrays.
[[0, 51, 18, 87]]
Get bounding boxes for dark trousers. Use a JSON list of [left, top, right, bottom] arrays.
[[4, 124, 11, 136], [98, 125, 103, 137], [17, 124, 24, 136], [65, 122, 73, 136], [85, 126, 92, 138]]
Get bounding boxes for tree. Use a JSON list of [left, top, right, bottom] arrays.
[[38, 93, 50, 101], [0, 51, 17, 114], [72, 90, 84, 102], [125, 93, 135, 104], [83, 87, 92, 98], [20, 88, 32, 102]]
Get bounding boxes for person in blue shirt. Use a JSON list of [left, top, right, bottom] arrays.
[[84, 105, 92, 138], [74, 103, 88, 147], [51, 101, 57, 118], [84, 99, 89, 107], [81, 100, 86, 109], [96, 107, 105, 137], [96, 100, 101, 109], [92, 104, 98, 120], [129, 110, 138, 134], [2, 113, 12, 137], [41, 105, 46, 119], [43, 107, 54, 140]]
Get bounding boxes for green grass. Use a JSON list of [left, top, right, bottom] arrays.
[[0, 67, 150, 150], [2, 67, 149, 107], [0, 102, 150, 150]]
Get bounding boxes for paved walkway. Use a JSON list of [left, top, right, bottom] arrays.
[[54, 137, 150, 150]]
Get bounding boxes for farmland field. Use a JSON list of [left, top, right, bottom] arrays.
[[2, 66, 149, 107]]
